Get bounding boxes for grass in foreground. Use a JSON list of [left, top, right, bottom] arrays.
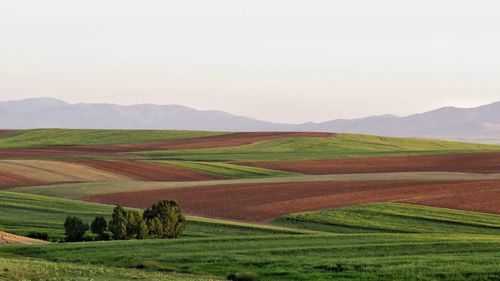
[[0, 191, 302, 240], [1, 234, 499, 281], [154, 160, 296, 178], [0, 257, 223, 281], [273, 202, 500, 234], [135, 133, 500, 161], [0, 129, 225, 148]]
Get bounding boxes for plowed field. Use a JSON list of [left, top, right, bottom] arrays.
[[0, 171, 41, 189], [240, 152, 500, 174], [73, 160, 225, 181], [85, 180, 500, 222]]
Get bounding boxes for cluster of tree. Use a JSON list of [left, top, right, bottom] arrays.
[[64, 200, 185, 242]]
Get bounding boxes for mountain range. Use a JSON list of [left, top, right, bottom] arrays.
[[2, 97, 500, 142]]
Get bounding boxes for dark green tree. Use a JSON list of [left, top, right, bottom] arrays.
[[126, 210, 142, 238], [109, 206, 128, 240], [143, 200, 185, 238], [137, 220, 149, 239], [64, 216, 89, 242], [90, 216, 108, 240]]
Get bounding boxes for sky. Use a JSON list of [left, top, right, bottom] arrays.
[[1, 0, 500, 123]]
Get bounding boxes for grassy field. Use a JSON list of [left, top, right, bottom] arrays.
[[273, 203, 500, 234], [135, 133, 500, 161], [0, 129, 225, 148], [0, 234, 499, 281], [0, 191, 302, 240], [155, 160, 296, 178], [0, 257, 223, 281]]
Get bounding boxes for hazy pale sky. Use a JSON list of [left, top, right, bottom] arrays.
[[1, 0, 500, 123]]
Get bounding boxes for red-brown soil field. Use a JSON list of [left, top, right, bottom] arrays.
[[0, 171, 41, 189], [0, 130, 17, 136], [0, 132, 332, 159], [85, 180, 500, 222], [73, 160, 225, 181], [240, 152, 500, 174]]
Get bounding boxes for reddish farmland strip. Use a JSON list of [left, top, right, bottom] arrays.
[[0, 130, 17, 137], [0, 132, 332, 159], [72, 160, 225, 181], [0, 171, 41, 189], [84, 180, 500, 222], [240, 152, 500, 174]]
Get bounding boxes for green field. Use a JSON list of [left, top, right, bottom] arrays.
[[274, 203, 500, 234], [136, 133, 500, 161], [155, 160, 296, 178], [2, 130, 500, 280], [0, 129, 225, 148], [0, 191, 302, 240], [0, 257, 223, 281], [1, 234, 499, 281]]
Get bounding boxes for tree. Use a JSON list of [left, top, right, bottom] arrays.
[[90, 216, 108, 240], [126, 210, 142, 238], [143, 200, 185, 238], [64, 216, 89, 242], [137, 220, 149, 239], [149, 217, 163, 239], [109, 206, 128, 240]]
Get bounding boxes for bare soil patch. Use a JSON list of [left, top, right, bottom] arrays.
[[0, 171, 41, 189], [73, 160, 225, 181], [0, 231, 47, 245], [240, 152, 500, 174], [84, 180, 500, 222]]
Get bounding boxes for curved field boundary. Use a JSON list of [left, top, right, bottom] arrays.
[[12, 171, 500, 199], [0, 132, 332, 159], [72, 160, 226, 181], [239, 152, 500, 174], [84, 180, 500, 222], [0, 231, 47, 245], [0, 160, 128, 184], [0, 171, 41, 189], [0, 130, 17, 137]]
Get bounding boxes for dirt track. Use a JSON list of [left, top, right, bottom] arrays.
[[0, 132, 332, 159], [73, 160, 225, 181], [240, 152, 500, 174], [85, 180, 500, 222]]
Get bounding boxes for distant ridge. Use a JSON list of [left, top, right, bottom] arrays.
[[2, 97, 500, 142]]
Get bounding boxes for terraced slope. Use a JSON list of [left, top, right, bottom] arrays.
[[274, 203, 500, 234], [136, 133, 500, 161]]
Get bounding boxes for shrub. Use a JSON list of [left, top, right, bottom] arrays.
[[227, 272, 260, 281], [27, 232, 49, 241]]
